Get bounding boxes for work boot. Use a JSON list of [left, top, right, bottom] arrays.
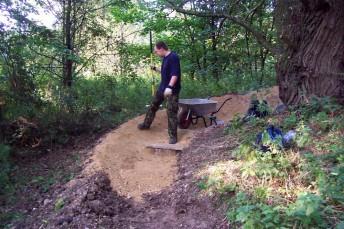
[[137, 123, 150, 130], [169, 137, 177, 144]]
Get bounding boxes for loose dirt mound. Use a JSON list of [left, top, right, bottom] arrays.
[[88, 86, 281, 201], [213, 86, 280, 120], [20, 127, 236, 228]]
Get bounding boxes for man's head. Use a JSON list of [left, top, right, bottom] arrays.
[[154, 41, 169, 57]]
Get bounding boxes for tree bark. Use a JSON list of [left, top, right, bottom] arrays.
[[276, 0, 344, 105]]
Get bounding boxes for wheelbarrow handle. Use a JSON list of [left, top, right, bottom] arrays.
[[211, 97, 232, 115]]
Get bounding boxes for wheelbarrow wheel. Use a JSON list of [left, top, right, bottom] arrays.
[[178, 110, 191, 129]]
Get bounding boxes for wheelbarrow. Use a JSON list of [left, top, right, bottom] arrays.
[[178, 97, 232, 129]]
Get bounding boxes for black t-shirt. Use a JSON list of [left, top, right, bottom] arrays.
[[158, 51, 181, 95]]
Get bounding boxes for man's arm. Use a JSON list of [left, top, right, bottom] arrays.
[[168, 75, 178, 87], [164, 75, 177, 97]]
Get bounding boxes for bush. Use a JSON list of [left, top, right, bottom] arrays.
[[208, 100, 344, 228], [282, 112, 298, 129], [1, 75, 153, 148], [287, 193, 327, 227], [310, 111, 332, 132], [299, 96, 341, 120], [0, 144, 12, 194]]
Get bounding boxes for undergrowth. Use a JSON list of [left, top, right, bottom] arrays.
[[198, 96, 344, 228]]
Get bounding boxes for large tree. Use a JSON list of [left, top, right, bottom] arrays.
[[164, 0, 344, 105], [275, 0, 344, 105]]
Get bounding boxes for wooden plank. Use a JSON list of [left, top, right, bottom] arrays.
[[146, 143, 184, 151]]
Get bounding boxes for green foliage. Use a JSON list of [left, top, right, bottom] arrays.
[[304, 147, 344, 205], [295, 121, 312, 148], [321, 166, 344, 204], [198, 176, 237, 197], [253, 186, 270, 202], [31, 175, 56, 193], [300, 153, 324, 186], [310, 111, 332, 132], [233, 130, 292, 180], [227, 192, 283, 229], [197, 179, 208, 190], [0, 144, 12, 195], [287, 193, 326, 227], [1, 75, 152, 147], [110, 0, 276, 87], [224, 114, 243, 134], [282, 112, 298, 129], [233, 144, 256, 161], [201, 100, 344, 228], [257, 101, 272, 116], [299, 96, 341, 120], [111, 1, 146, 24], [54, 198, 65, 211], [226, 191, 330, 228], [0, 211, 23, 228], [240, 150, 292, 180]]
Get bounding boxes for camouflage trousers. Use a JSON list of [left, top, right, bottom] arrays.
[[142, 91, 179, 139]]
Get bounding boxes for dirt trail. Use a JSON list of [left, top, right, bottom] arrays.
[[88, 86, 281, 201]]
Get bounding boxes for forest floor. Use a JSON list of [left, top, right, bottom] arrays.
[[2, 87, 281, 228]]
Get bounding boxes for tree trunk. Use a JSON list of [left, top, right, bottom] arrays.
[[210, 0, 219, 80], [276, 0, 344, 105], [63, 0, 73, 87], [245, 31, 253, 79], [259, 48, 266, 86], [210, 16, 219, 80]]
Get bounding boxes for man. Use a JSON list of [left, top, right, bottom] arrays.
[[137, 41, 181, 144]]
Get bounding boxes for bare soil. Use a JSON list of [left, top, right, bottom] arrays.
[[89, 86, 280, 201]]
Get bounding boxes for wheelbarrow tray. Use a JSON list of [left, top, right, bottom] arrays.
[[178, 99, 217, 116]]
